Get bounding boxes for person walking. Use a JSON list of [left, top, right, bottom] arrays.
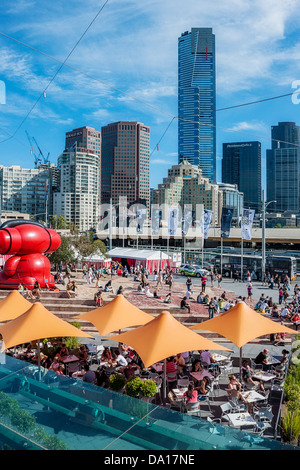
[[247, 281, 253, 301], [201, 273, 207, 292]]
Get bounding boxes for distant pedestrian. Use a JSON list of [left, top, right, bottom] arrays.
[[201, 274, 207, 293], [247, 281, 253, 301]]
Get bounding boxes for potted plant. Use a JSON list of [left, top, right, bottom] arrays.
[[140, 379, 157, 402], [108, 373, 126, 392], [125, 377, 144, 397]]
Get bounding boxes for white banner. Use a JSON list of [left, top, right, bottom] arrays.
[[241, 208, 255, 240], [168, 207, 179, 236], [136, 208, 147, 234], [201, 209, 214, 239]]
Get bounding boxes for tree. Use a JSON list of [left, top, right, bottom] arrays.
[[48, 236, 75, 266]]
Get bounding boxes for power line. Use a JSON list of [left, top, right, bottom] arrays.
[[0, 0, 110, 145]]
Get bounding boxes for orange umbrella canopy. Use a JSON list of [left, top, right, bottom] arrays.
[[108, 310, 231, 367], [189, 301, 296, 348], [0, 302, 93, 350], [0, 290, 32, 322], [74, 294, 154, 336]]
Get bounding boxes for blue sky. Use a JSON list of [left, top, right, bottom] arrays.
[[0, 0, 300, 190]]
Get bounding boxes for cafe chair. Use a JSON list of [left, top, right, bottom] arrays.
[[206, 416, 225, 436], [185, 401, 201, 417], [167, 392, 181, 411]]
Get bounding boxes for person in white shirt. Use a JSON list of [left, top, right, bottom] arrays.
[[115, 353, 128, 367]]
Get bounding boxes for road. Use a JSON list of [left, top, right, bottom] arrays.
[[173, 274, 297, 302]]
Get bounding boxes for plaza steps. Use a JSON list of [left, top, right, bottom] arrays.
[[0, 289, 292, 345]]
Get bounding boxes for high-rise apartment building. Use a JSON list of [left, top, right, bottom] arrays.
[[65, 126, 101, 154], [0, 164, 58, 222], [267, 122, 300, 213], [101, 121, 150, 208], [152, 160, 222, 226], [178, 27, 216, 182], [53, 148, 101, 231], [222, 141, 261, 212]]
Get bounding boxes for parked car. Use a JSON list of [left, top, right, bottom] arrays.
[[179, 265, 208, 278]]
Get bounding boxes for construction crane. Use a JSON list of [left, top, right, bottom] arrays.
[[25, 131, 50, 167], [32, 137, 50, 165], [25, 130, 41, 168]]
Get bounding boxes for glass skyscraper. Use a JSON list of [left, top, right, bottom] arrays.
[[222, 141, 261, 212], [178, 28, 216, 182], [267, 122, 300, 213]]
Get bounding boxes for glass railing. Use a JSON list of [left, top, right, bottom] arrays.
[[0, 353, 297, 451]]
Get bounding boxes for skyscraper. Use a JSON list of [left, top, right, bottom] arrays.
[[178, 27, 216, 182], [53, 148, 101, 231], [101, 121, 150, 208], [65, 126, 101, 154], [267, 122, 300, 212], [222, 141, 261, 211]]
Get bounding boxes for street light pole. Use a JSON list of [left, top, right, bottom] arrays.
[[261, 189, 276, 279]]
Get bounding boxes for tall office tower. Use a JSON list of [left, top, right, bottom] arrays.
[[267, 122, 300, 212], [101, 121, 150, 208], [178, 27, 216, 182], [65, 126, 101, 154], [53, 148, 101, 231], [0, 164, 58, 222], [222, 141, 261, 212]]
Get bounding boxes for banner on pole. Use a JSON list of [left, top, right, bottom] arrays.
[[151, 208, 161, 236], [168, 207, 179, 236], [136, 208, 147, 234], [181, 207, 193, 236], [220, 207, 233, 238], [200, 209, 214, 239], [241, 208, 255, 240]]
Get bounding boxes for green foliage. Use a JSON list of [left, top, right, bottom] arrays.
[[108, 373, 126, 391], [125, 377, 157, 398], [0, 392, 68, 450], [125, 377, 144, 397], [281, 410, 300, 442], [64, 322, 82, 350], [48, 235, 75, 266]]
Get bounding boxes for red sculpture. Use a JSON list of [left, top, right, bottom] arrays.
[[0, 220, 61, 289]]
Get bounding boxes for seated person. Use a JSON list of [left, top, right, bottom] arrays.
[[104, 280, 114, 293], [137, 283, 144, 293], [180, 297, 190, 313], [202, 294, 209, 305], [49, 356, 60, 372], [58, 343, 69, 361], [82, 364, 97, 384], [116, 285, 125, 296], [183, 384, 198, 409], [196, 292, 203, 304], [66, 280, 77, 298], [101, 347, 112, 363], [226, 375, 249, 408], [123, 362, 140, 380], [32, 280, 41, 299], [271, 304, 279, 318], [109, 351, 128, 367], [275, 349, 289, 375], [78, 345, 88, 365], [254, 348, 269, 366], [164, 292, 171, 304], [197, 376, 212, 396], [241, 360, 265, 392], [174, 353, 185, 375]]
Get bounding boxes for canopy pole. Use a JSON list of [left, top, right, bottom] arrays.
[[239, 346, 242, 381], [37, 339, 41, 381], [163, 358, 167, 407]]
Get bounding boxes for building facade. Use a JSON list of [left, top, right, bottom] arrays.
[[0, 164, 58, 222], [267, 122, 300, 213], [216, 182, 243, 219], [222, 141, 261, 212], [65, 126, 101, 155], [178, 28, 216, 182], [101, 121, 150, 208], [152, 160, 222, 226], [53, 149, 101, 231]]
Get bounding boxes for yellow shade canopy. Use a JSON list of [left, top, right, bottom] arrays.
[[74, 294, 154, 336], [189, 301, 296, 348], [0, 302, 93, 351], [108, 310, 231, 368], [0, 290, 32, 322]]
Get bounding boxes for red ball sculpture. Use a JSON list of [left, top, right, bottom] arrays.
[[0, 220, 61, 289]]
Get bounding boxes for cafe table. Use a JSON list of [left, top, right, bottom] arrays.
[[172, 387, 188, 402], [72, 370, 86, 380], [227, 412, 256, 429], [150, 362, 164, 373], [240, 390, 266, 403], [211, 353, 228, 362], [252, 371, 277, 382], [266, 356, 280, 365], [190, 370, 214, 382]]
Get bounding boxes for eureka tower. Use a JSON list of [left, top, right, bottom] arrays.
[[178, 28, 216, 182]]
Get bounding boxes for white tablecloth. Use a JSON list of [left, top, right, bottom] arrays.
[[227, 412, 256, 428], [241, 390, 266, 403]]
